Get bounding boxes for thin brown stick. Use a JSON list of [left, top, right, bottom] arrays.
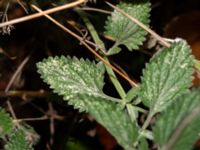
[[0, 90, 49, 98], [79, 7, 111, 14], [6, 100, 17, 124], [13, 116, 48, 122], [48, 103, 55, 146], [31, 5, 138, 87], [4, 55, 31, 126], [0, 0, 86, 28], [105, 1, 171, 48], [111, 60, 139, 85], [0, 47, 16, 59], [5, 55, 30, 92]]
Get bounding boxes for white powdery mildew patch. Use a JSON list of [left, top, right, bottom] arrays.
[[64, 94, 74, 100], [180, 63, 187, 69], [142, 39, 193, 113]]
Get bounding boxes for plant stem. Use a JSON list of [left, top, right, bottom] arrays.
[[134, 112, 154, 146], [104, 59, 126, 99], [77, 9, 127, 99], [132, 106, 148, 114], [77, 10, 106, 52], [78, 7, 111, 14], [141, 112, 154, 131]]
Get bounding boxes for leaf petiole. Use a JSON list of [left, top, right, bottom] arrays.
[[78, 10, 127, 100]]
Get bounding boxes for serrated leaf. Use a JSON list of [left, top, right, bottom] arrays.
[[37, 56, 138, 149], [0, 107, 13, 138], [4, 129, 33, 150], [37, 56, 108, 112], [85, 96, 138, 150], [96, 61, 106, 74], [154, 89, 200, 150], [37, 56, 105, 105], [105, 0, 150, 54], [106, 46, 121, 56], [140, 39, 194, 113]]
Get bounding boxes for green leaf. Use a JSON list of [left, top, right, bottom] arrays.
[[154, 88, 200, 150], [0, 107, 13, 138], [87, 96, 138, 150], [105, 0, 150, 54], [126, 104, 138, 122], [125, 86, 140, 103], [140, 39, 194, 113], [138, 138, 149, 150], [37, 56, 106, 112], [37, 56, 138, 150], [106, 46, 121, 56], [4, 129, 33, 150]]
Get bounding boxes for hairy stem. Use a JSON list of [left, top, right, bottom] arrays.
[[134, 112, 154, 146], [77, 9, 128, 99], [78, 7, 111, 14], [141, 112, 154, 131]]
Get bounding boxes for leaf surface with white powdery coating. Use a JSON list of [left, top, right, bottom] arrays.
[[37, 56, 138, 150], [104, 0, 150, 54], [37, 56, 105, 112], [140, 39, 194, 113]]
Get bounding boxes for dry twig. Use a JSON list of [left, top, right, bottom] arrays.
[[4, 55, 31, 127], [0, 0, 86, 28]]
